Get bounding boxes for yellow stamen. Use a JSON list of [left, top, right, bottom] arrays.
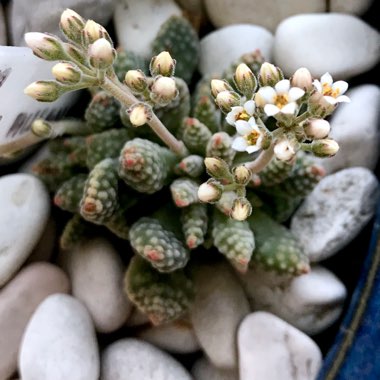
[[245, 129, 260, 146], [236, 110, 250, 121], [274, 94, 289, 109], [322, 83, 339, 98]]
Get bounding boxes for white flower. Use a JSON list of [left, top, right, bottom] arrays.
[[231, 117, 263, 154], [226, 100, 255, 126], [274, 139, 296, 161], [313, 73, 350, 105], [256, 79, 305, 116]]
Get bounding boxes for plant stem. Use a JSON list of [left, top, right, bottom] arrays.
[[245, 142, 275, 173], [101, 77, 188, 157], [0, 131, 45, 157]]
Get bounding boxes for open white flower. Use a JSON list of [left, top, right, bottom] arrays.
[[231, 117, 263, 154], [226, 100, 255, 126], [256, 79, 305, 116], [313, 73, 350, 105]]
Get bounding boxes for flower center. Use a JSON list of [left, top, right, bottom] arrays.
[[237, 110, 250, 121], [274, 94, 289, 109], [245, 129, 260, 146], [322, 83, 339, 98]]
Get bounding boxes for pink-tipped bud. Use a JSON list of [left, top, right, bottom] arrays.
[[215, 91, 241, 113], [52, 62, 82, 84], [210, 79, 233, 98], [60, 9, 86, 44], [258, 62, 283, 87], [311, 138, 339, 157], [234, 63, 257, 97], [198, 179, 223, 203], [233, 165, 251, 185], [291, 67, 313, 91], [231, 197, 252, 221], [204, 157, 231, 180], [274, 139, 297, 162], [128, 103, 152, 127], [150, 51, 176, 77], [24, 32, 65, 61], [304, 119, 331, 139], [88, 38, 116, 69], [150, 76, 178, 106], [125, 70, 147, 93], [24, 81, 61, 102], [82, 19, 112, 47]]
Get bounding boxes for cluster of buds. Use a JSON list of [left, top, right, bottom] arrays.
[[198, 157, 253, 221], [210, 62, 349, 163]]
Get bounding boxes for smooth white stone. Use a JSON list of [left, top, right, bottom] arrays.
[[239, 266, 346, 335], [113, 0, 181, 58], [190, 261, 250, 369], [101, 338, 192, 380], [0, 174, 50, 287], [138, 319, 200, 353], [238, 312, 322, 380], [291, 167, 379, 262], [0, 5, 6, 45], [19, 294, 99, 380], [204, 0, 324, 32], [192, 357, 238, 380], [199, 24, 274, 76], [316, 85, 380, 174], [9, 0, 116, 46], [62, 237, 132, 333], [274, 13, 380, 79], [330, 0, 373, 14]]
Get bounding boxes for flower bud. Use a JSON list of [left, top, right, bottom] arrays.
[[82, 19, 112, 47], [128, 103, 152, 127], [88, 38, 116, 69], [308, 91, 335, 117], [291, 67, 313, 91], [125, 70, 148, 93], [24, 32, 65, 61], [198, 179, 223, 203], [231, 197, 252, 221], [150, 51, 176, 77], [204, 157, 231, 180], [215, 91, 241, 113], [304, 119, 331, 139], [52, 62, 82, 84], [311, 139, 339, 157], [24, 81, 61, 102], [59, 8, 86, 45], [274, 139, 297, 162], [233, 165, 251, 185], [31, 119, 52, 137], [258, 62, 283, 87], [234, 63, 257, 97], [150, 76, 178, 106], [210, 79, 233, 98]]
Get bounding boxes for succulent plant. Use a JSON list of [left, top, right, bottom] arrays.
[[7, 9, 350, 325]]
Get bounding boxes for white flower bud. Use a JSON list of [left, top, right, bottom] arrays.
[[31, 119, 52, 137], [231, 197, 252, 221], [233, 165, 251, 185], [60, 9, 85, 44], [24, 81, 61, 102], [88, 38, 116, 69], [309, 91, 335, 117], [204, 157, 231, 180], [311, 139, 339, 157], [291, 67, 313, 91], [210, 79, 233, 98], [274, 139, 297, 162], [128, 103, 151, 127], [82, 19, 111, 47], [52, 62, 82, 84], [198, 180, 223, 203], [125, 70, 147, 93], [150, 51, 176, 77], [215, 91, 241, 113], [258, 62, 283, 86], [24, 32, 65, 61], [304, 119, 331, 139], [150, 76, 178, 106], [234, 63, 257, 97]]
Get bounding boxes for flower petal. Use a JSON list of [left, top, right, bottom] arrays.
[[248, 116, 258, 127], [264, 104, 280, 116], [246, 145, 261, 153], [332, 81, 348, 95], [256, 86, 276, 104], [323, 96, 337, 105], [313, 80, 322, 93], [244, 100, 256, 115], [321, 72, 333, 86], [288, 87, 305, 101], [236, 120, 253, 135], [232, 136, 248, 151], [275, 79, 290, 94], [280, 102, 297, 114], [336, 95, 351, 103]]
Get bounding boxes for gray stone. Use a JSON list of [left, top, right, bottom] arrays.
[[113, 0, 181, 58], [0, 174, 50, 287], [62, 237, 132, 333], [199, 24, 274, 76], [101, 338, 192, 380], [190, 261, 250, 369], [19, 294, 99, 380], [330, 0, 373, 14], [9, 0, 116, 46], [138, 319, 200, 353], [316, 85, 380, 174], [238, 312, 322, 380], [0, 263, 69, 380], [204, 0, 324, 32], [274, 13, 380, 79], [239, 266, 346, 335], [192, 357, 238, 380], [291, 167, 379, 262], [0, 5, 6, 45]]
